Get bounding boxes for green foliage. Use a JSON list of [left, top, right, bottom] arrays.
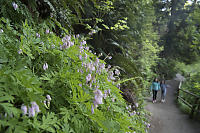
[[0, 17, 150, 132]]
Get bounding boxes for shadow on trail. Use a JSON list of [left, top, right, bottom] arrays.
[[145, 80, 200, 133]]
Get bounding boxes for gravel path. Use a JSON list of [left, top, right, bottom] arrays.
[[145, 80, 200, 133]]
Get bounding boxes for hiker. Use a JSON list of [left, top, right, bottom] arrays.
[[160, 80, 167, 103], [150, 78, 160, 103]]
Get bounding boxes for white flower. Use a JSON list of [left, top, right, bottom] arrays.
[[0, 29, 3, 33], [31, 101, 40, 113], [46, 95, 51, 101], [43, 63, 48, 71], [36, 33, 40, 38], [28, 107, 35, 117], [135, 103, 139, 108], [115, 69, 120, 75], [86, 74, 92, 82], [94, 89, 103, 105], [18, 49, 22, 54], [46, 29, 50, 34], [111, 98, 115, 102], [12, 2, 18, 10], [21, 104, 27, 115]]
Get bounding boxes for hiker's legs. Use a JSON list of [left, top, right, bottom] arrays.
[[154, 90, 158, 101], [161, 90, 164, 100], [153, 90, 156, 101]]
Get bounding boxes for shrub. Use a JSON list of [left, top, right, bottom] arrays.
[[0, 18, 149, 133]]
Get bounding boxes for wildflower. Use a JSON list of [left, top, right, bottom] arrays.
[[82, 40, 86, 45], [79, 83, 82, 87], [43, 100, 47, 105], [108, 65, 111, 69], [0, 29, 3, 33], [86, 74, 92, 82], [130, 112, 135, 116], [18, 49, 22, 54], [111, 98, 115, 102], [46, 29, 50, 34], [109, 71, 115, 80], [107, 89, 111, 94], [85, 46, 89, 51], [89, 83, 92, 88], [21, 104, 27, 115], [108, 56, 112, 59], [51, 44, 55, 49], [36, 33, 40, 38], [84, 53, 87, 59], [46, 95, 51, 101], [129, 105, 131, 109], [94, 58, 99, 66], [135, 103, 139, 108], [103, 90, 108, 99], [28, 107, 35, 117], [91, 65, 95, 71], [147, 123, 151, 128], [93, 89, 103, 106], [43, 63, 48, 71], [126, 106, 129, 110], [70, 41, 74, 46], [91, 105, 94, 114], [79, 55, 82, 60], [12, 2, 18, 10], [76, 34, 80, 38], [133, 111, 136, 115], [62, 42, 69, 49], [31, 102, 40, 113], [115, 69, 120, 75], [100, 63, 105, 71]]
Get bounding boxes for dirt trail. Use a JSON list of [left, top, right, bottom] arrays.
[[145, 80, 200, 133]]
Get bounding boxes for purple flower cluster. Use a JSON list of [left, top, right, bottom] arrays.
[[75, 39, 121, 114], [60, 35, 74, 50], [21, 102, 40, 117]]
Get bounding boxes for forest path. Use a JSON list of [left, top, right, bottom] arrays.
[[145, 80, 200, 133]]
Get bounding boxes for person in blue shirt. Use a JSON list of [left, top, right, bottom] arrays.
[[160, 80, 167, 103], [150, 78, 160, 103]]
